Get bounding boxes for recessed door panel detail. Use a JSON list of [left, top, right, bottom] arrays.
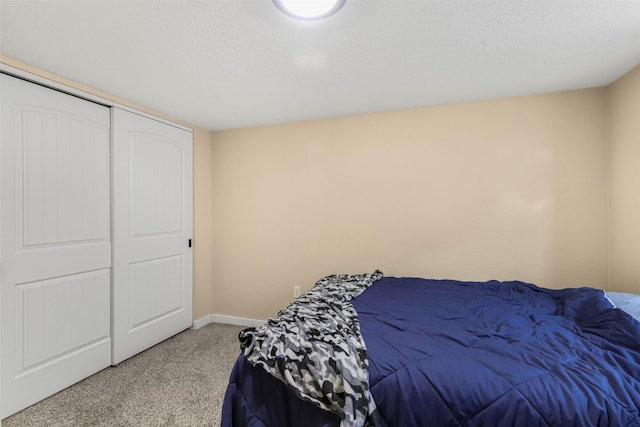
[[129, 133, 183, 238], [20, 108, 110, 247], [16, 269, 110, 375], [129, 255, 183, 331]]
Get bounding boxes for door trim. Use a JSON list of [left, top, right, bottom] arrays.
[[0, 62, 193, 133]]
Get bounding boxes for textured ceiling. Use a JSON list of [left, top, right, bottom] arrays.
[[1, 1, 640, 131]]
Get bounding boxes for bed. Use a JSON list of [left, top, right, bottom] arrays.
[[221, 271, 640, 426]]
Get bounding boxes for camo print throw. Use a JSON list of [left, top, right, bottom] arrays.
[[238, 270, 384, 427]]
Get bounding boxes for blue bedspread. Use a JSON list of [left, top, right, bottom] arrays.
[[222, 277, 640, 426]]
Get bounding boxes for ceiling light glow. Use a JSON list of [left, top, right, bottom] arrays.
[[274, 0, 346, 20]]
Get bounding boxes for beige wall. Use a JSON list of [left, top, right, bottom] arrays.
[[0, 55, 215, 320], [193, 127, 215, 319], [212, 89, 608, 320], [608, 65, 640, 293]]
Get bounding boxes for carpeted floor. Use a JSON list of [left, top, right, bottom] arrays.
[[2, 323, 246, 427]]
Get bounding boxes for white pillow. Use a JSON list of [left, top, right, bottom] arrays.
[[606, 291, 640, 321]]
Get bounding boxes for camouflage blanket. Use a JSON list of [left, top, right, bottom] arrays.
[[239, 270, 384, 427]]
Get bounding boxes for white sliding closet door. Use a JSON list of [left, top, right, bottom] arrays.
[[1, 74, 112, 418], [111, 108, 193, 365]]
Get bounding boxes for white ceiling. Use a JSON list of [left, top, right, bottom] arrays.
[[2, 1, 640, 131]]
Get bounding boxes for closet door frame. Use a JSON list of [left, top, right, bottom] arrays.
[[0, 63, 193, 134]]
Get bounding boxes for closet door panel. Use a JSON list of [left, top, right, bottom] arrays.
[[112, 108, 193, 365], [17, 269, 110, 370], [21, 109, 110, 245], [129, 134, 183, 235], [129, 255, 183, 330], [1, 74, 111, 418]]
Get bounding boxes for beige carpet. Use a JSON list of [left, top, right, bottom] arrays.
[[2, 323, 246, 426]]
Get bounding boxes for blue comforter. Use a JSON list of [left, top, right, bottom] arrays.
[[222, 277, 640, 426]]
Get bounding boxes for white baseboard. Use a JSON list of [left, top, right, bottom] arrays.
[[192, 314, 213, 330], [192, 314, 266, 330]]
